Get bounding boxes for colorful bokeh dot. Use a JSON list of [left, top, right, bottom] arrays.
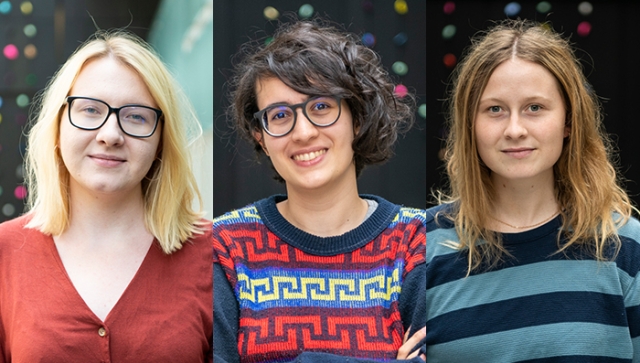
[[504, 2, 521, 17], [24, 44, 37, 59], [394, 0, 408, 15], [16, 94, 29, 108], [536, 1, 552, 13], [3, 44, 19, 60], [0, 1, 11, 14], [578, 2, 593, 16], [25, 73, 37, 86], [298, 4, 313, 18], [15, 164, 24, 179], [442, 24, 456, 39], [265, 37, 274, 46], [263, 6, 279, 20], [0, 96, 3, 108], [20, 1, 32, 15], [577, 21, 592, 37], [0, 186, 3, 197], [24, 24, 36, 37], [394, 84, 408, 98], [14, 186, 27, 200], [443, 2, 455, 15], [2, 204, 15, 217], [418, 104, 426, 119], [392, 61, 408, 76], [443, 53, 457, 68], [393, 32, 408, 46], [362, 32, 376, 47]]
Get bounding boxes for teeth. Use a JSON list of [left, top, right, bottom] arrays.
[[293, 149, 326, 161]]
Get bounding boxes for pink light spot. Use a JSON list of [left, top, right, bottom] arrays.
[[577, 21, 592, 37], [443, 1, 455, 14], [14, 185, 27, 199], [394, 84, 408, 98], [3, 44, 18, 60]]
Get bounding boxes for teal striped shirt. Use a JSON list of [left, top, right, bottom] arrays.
[[426, 203, 640, 362]]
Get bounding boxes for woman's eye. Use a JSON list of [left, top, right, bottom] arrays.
[[489, 106, 501, 113], [272, 112, 286, 120], [82, 107, 100, 115], [529, 104, 541, 112]]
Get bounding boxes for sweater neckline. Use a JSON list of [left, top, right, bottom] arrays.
[[255, 194, 400, 256], [500, 215, 563, 245]]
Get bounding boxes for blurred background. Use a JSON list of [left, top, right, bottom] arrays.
[[213, 0, 427, 216], [427, 1, 640, 207], [0, 0, 213, 222]]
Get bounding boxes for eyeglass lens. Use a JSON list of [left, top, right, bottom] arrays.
[[69, 98, 158, 137], [263, 96, 340, 135]]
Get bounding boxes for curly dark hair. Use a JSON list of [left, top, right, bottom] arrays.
[[227, 17, 415, 180]]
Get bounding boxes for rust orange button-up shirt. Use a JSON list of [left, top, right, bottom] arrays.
[[0, 215, 213, 363]]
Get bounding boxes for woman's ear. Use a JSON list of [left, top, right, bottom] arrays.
[[253, 130, 269, 156]]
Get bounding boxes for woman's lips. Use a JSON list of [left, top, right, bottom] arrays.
[[292, 149, 327, 161], [502, 148, 534, 159], [90, 154, 126, 167]]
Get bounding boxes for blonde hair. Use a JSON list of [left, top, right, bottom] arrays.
[[25, 30, 205, 254], [441, 19, 634, 273]]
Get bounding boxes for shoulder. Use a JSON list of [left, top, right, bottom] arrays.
[[616, 214, 640, 243], [394, 206, 426, 226], [426, 203, 456, 229], [212, 200, 266, 230], [426, 203, 459, 263], [0, 214, 36, 242], [614, 215, 640, 269], [0, 214, 49, 261]]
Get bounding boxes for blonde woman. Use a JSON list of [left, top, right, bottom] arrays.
[[427, 20, 640, 361], [0, 31, 212, 362]]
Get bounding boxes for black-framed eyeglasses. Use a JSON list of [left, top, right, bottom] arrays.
[[66, 96, 162, 138], [253, 96, 342, 137]]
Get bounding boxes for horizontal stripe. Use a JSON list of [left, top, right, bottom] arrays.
[[428, 291, 626, 344], [235, 262, 403, 310], [427, 322, 633, 362], [427, 259, 623, 319], [517, 356, 630, 363], [426, 228, 460, 263]]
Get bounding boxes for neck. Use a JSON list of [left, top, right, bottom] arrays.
[[280, 175, 367, 237], [60, 184, 150, 245], [488, 172, 560, 232]]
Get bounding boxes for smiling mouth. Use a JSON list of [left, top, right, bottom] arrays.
[[292, 149, 327, 161]]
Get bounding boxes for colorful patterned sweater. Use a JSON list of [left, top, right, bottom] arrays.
[[213, 195, 426, 363], [427, 203, 640, 362]]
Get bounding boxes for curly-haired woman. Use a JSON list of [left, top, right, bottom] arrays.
[[427, 19, 640, 362], [213, 18, 426, 363]]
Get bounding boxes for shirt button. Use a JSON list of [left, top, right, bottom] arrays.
[[98, 327, 106, 337]]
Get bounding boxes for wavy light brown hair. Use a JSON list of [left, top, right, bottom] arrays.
[[440, 19, 634, 274], [227, 17, 415, 180]]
